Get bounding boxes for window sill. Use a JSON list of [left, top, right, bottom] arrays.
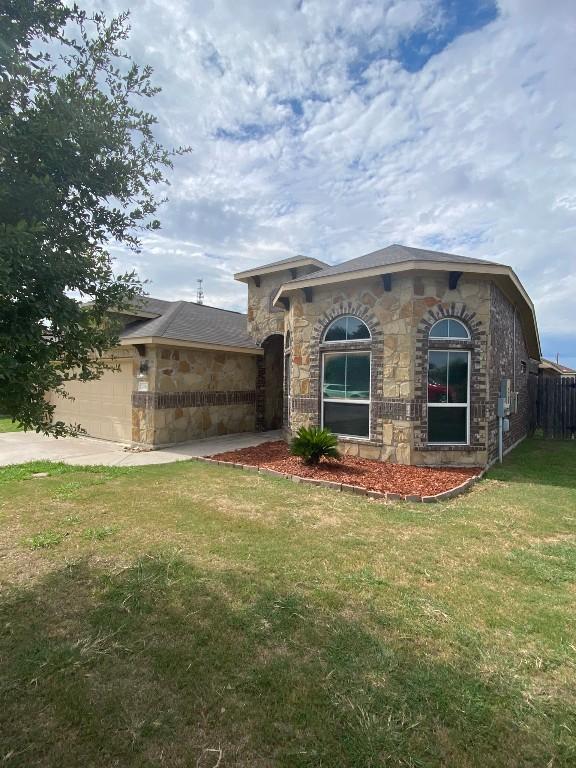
[[419, 444, 485, 452], [335, 436, 379, 445]]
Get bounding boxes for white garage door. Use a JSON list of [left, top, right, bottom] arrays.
[[50, 356, 134, 443]]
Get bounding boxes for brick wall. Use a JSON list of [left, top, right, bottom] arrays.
[[286, 273, 494, 465], [487, 284, 531, 461], [412, 301, 488, 459]]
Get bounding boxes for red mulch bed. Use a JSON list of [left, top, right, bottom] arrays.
[[210, 441, 481, 497]]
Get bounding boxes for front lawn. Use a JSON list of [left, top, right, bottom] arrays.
[[0, 439, 575, 767], [0, 416, 22, 432]]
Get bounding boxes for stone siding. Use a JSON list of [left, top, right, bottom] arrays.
[[131, 345, 258, 446], [285, 272, 493, 465], [411, 274, 490, 467], [246, 265, 320, 344], [125, 268, 532, 464]]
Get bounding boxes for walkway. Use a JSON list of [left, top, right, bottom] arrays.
[[0, 430, 283, 467]]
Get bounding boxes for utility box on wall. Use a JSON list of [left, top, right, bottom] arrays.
[[501, 378, 511, 415], [498, 378, 512, 428]]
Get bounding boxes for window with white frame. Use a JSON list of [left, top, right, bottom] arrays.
[[322, 316, 371, 438], [427, 350, 470, 444]]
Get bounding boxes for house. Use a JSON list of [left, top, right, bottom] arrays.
[[539, 358, 576, 378], [49, 244, 541, 466]]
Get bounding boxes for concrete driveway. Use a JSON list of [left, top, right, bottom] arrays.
[[0, 430, 283, 467]]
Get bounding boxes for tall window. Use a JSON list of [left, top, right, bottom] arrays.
[[322, 316, 371, 438], [427, 317, 470, 443]]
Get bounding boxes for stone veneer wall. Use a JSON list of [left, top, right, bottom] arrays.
[[411, 275, 490, 467], [286, 272, 493, 465], [486, 284, 531, 461], [131, 345, 258, 446], [246, 265, 321, 344], [287, 275, 414, 463]]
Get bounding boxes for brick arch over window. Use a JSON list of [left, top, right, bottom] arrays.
[[300, 302, 384, 440], [414, 303, 487, 451]]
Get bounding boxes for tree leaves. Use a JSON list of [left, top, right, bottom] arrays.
[[0, 1, 189, 433]]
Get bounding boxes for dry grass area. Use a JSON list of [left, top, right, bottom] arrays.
[[0, 440, 575, 767]]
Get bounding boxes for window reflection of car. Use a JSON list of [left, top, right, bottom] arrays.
[[324, 384, 368, 399], [428, 381, 455, 402]]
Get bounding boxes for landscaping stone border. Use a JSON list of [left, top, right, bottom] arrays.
[[191, 456, 487, 503]]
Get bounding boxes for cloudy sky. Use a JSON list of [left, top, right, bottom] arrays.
[[91, 0, 575, 367]]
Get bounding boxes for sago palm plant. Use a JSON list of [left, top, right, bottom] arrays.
[[290, 426, 340, 465]]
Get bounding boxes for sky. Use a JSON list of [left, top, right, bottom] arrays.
[[86, 0, 575, 367]]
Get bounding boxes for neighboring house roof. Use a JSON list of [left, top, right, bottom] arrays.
[[271, 243, 541, 359], [540, 358, 576, 375], [119, 298, 261, 353], [234, 254, 327, 282]]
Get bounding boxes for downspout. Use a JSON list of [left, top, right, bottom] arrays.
[[513, 306, 516, 395]]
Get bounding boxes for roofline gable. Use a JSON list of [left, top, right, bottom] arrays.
[[272, 258, 541, 359], [119, 336, 263, 355], [234, 256, 326, 282]]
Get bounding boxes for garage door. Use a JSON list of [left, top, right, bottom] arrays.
[[50, 356, 134, 443]]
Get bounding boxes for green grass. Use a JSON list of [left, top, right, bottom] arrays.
[[0, 439, 575, 767], [25, 530, 65, 550], [0, 416, 22, 432]]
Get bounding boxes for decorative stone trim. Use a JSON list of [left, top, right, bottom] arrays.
[[307, 302, 385, 439], [414, 302, 487, 451], [290, 396, 317, 413], [132, 389, 256, 409], [255, 356, 266, 431], [416, 444, 484, 452], [193, 455, 486, 503], [371, 399, 423, 420], [290, 397, 423, 422]]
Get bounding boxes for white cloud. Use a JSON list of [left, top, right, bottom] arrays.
[[86, 0, 575, 359]]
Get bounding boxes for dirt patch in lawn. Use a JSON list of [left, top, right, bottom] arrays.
[[210, 441, 481, 497]]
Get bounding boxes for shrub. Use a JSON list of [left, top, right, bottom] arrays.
[[290, 426, 340, 465]]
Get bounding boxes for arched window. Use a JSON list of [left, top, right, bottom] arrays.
[[321, 316, 371, 439], [427, 318, 470, 444], [429, 318, 470, 340], [323, 315, 371, 342]]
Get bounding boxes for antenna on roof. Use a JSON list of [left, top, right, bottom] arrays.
[[196, 279, 204, 305]]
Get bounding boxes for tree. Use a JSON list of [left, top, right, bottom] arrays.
[[0, 0, 186, 434]]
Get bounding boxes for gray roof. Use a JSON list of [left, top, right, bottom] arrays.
[[130, 296, 173, 315], [286, 244, 500, 285], [120, 298, 259, 349], [234, 254, 326, 278], [247, 254, 313, 270]]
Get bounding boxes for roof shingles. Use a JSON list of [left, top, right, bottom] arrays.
[[285, 244, 499, 285], [120, 299, 259, 350]]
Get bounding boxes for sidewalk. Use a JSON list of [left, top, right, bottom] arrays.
[[0, 430, 283, 467]]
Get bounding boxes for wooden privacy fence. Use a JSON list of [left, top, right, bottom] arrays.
[[533, 376, 576, 439]]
